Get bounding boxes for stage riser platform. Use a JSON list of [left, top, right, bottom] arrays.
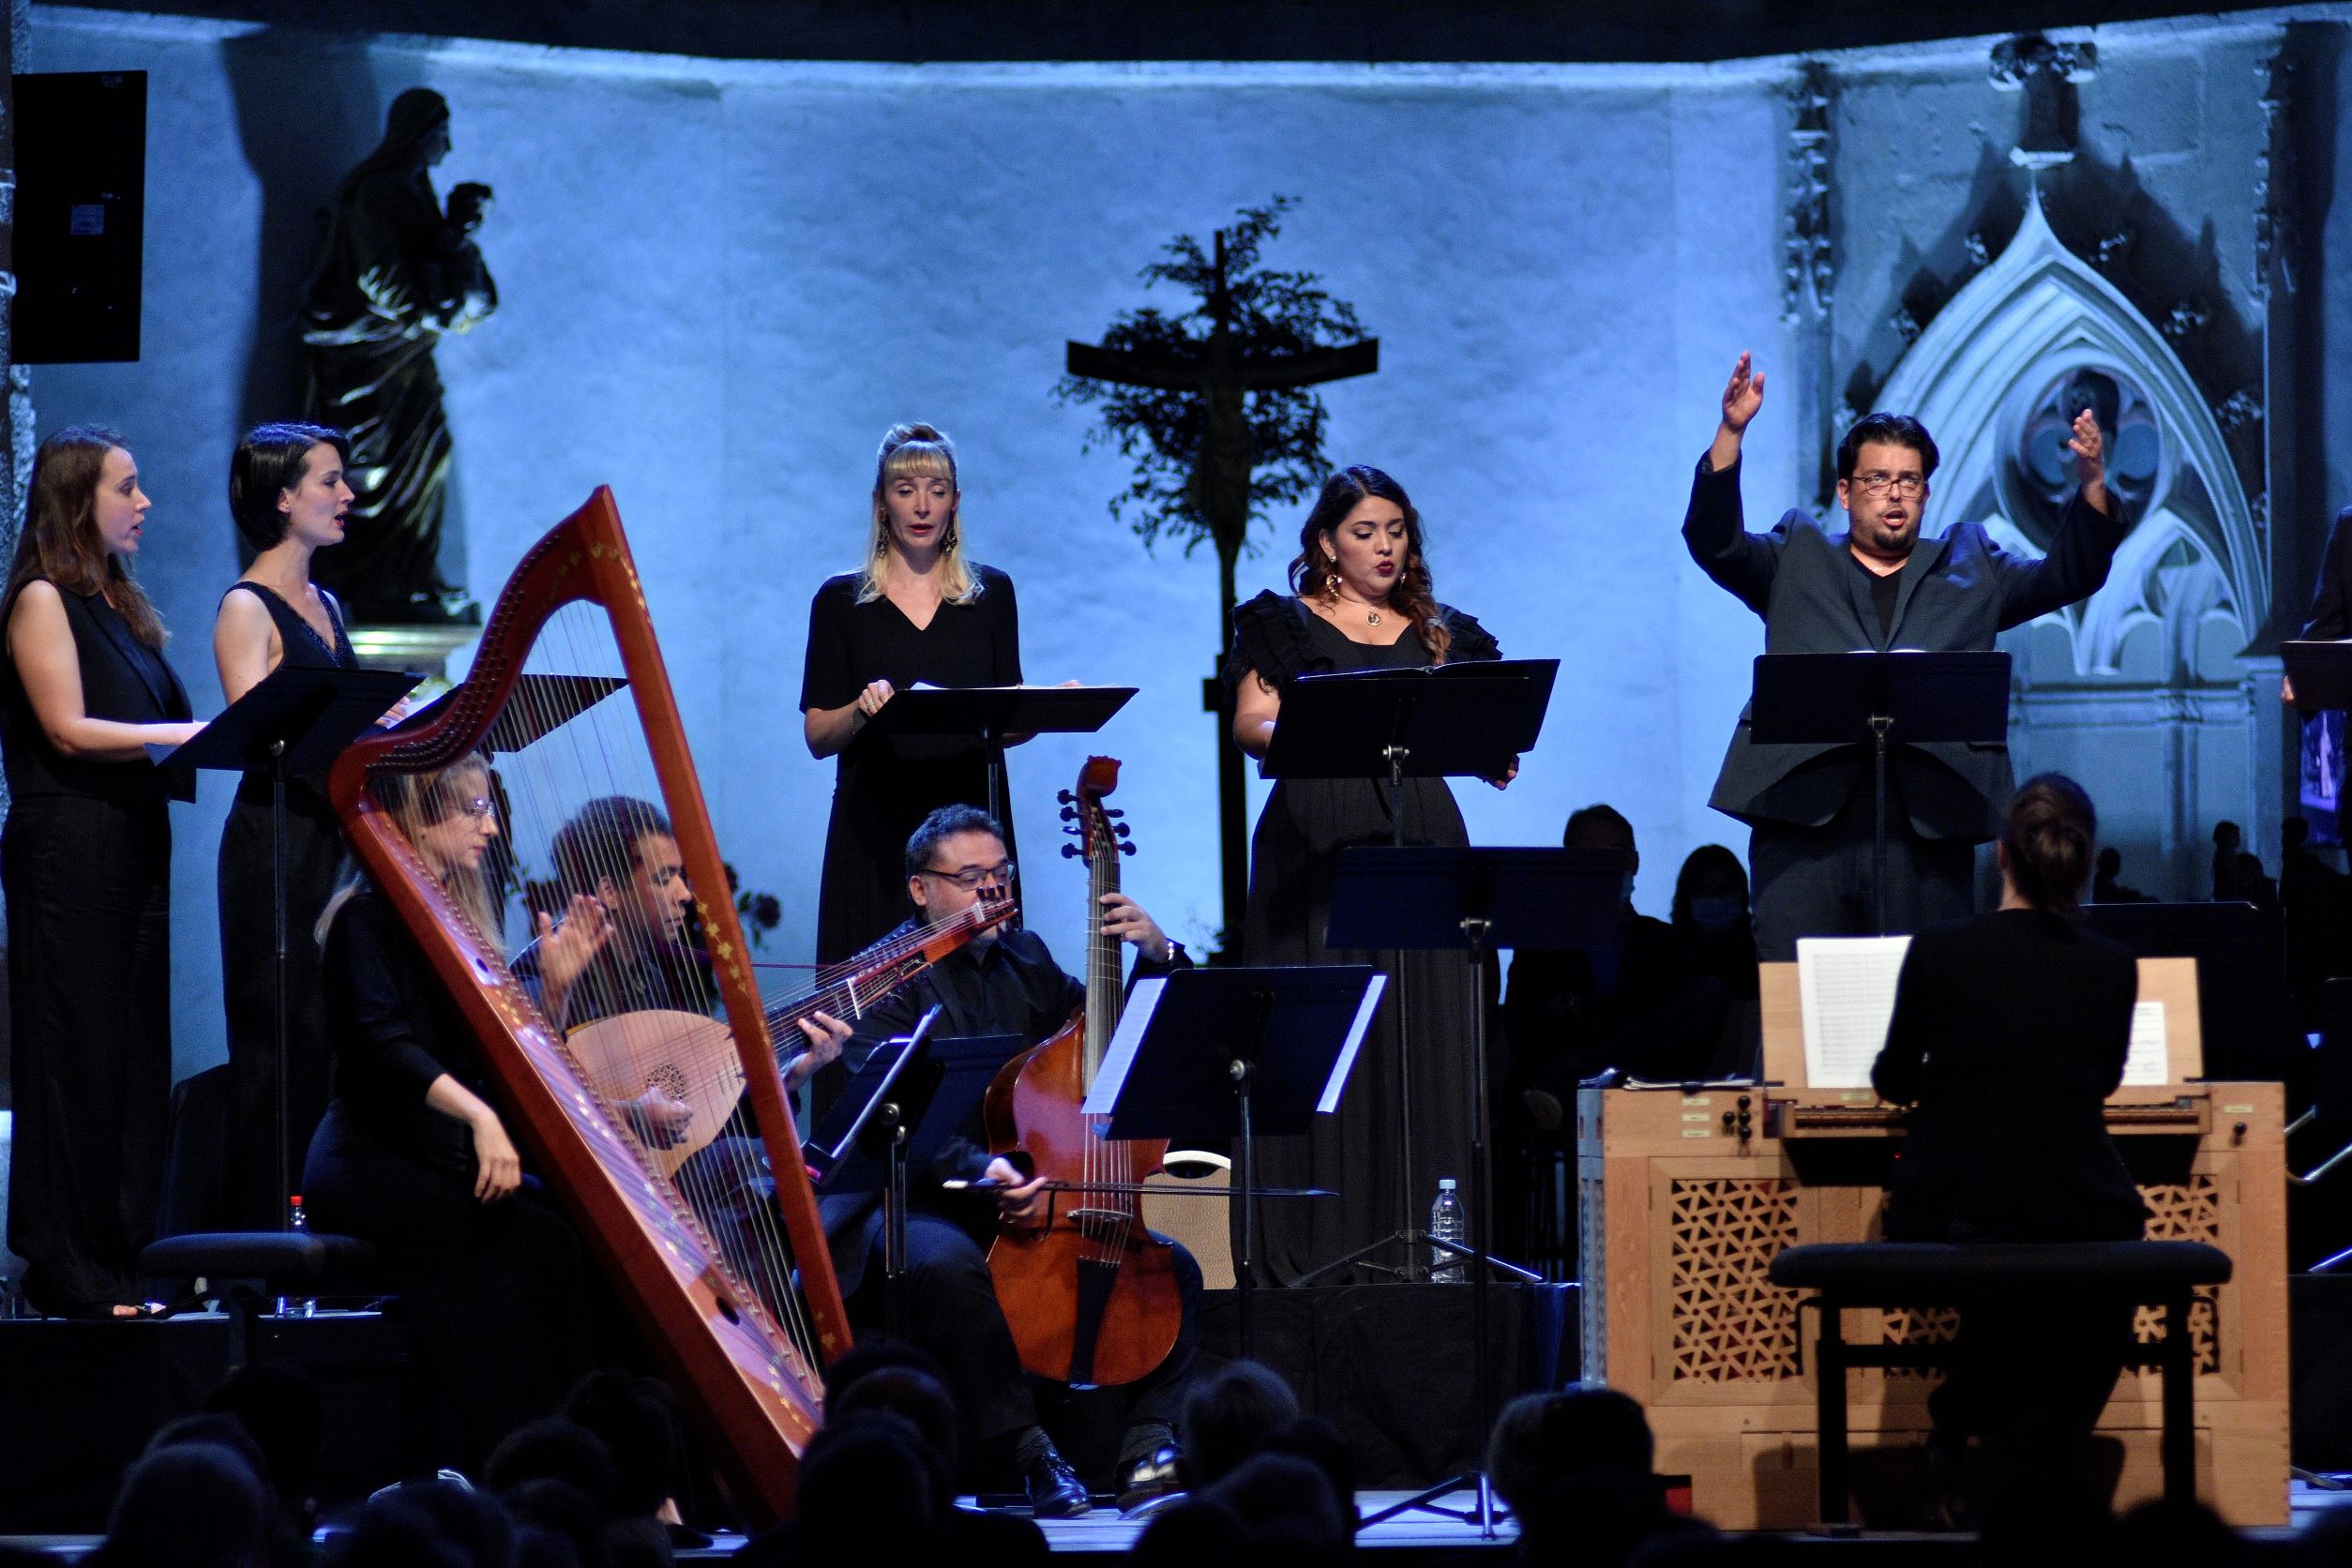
[[1197, 1281, 1577, 1486], [0, 1309, 408, 1533]]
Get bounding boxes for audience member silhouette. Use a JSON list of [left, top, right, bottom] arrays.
[[85, 1441, 269, 1568], [561, 1371, 686, 1567], [2089, 846, 2151, 904], [1670, 843, 1760, 1076], [1485, 1385, 1711, 1565], [1178, 1359, 1301, 1490], [2212, 820, 2244, 900]]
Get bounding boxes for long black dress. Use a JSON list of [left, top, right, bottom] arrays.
[[303, 887, 590, 1473], [1226, 592, 1500, 1285], [0, 581, 191, 1317], [801, 566, 1022, 964], [217, 581, 356, 1229]]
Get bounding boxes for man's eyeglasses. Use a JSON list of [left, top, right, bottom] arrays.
[[1849, 472, 1927, 499], [918, 862, 1015, 890]]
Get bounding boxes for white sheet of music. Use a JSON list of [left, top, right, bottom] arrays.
[[2120, 1001, 2170, 1087], [1796, 935, 1913, 1089]]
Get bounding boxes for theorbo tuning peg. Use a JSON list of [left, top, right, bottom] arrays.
[[1120, 841, 1137, 856], [1062, 842, 1080, 859], [1060, 806, 1077, 821]]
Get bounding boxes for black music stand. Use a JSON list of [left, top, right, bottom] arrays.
[[1080, 964, 1381, 1360], [1749, 651, 2011, 934], [152, 663, 420, 1234], [1324, 846, 1628, 1537], [857, 685, 1138, 821], [803, 1009, 1025, 1336], [2284, 642, 2352, 713], [1265, 661, 1557, 1286]]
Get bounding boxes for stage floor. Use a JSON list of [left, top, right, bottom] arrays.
[[8, 1482, 2345, 1560]]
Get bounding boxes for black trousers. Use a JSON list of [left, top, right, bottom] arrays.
[[846, 1213, 1202, 1472], [1930, 1296, 2133, 1452], [304, 1107, 592, 1474], [1749, 775, 1978, 961], [4, 795, 173, 1317]]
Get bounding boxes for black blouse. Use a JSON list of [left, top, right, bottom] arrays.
[[800, 566, 1022, 730], [1222, 589, 1501, 693], [1872, 909, 2148, 1243], [323, 887, 484, 1173], [0, 580, 192, 805]]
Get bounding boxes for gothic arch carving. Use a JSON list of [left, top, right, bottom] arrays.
[[1877, 190, 2263, 675]]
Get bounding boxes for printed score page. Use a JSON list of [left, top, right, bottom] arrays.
[[2121, 1001, 2170, 1087], [1794, 936, 1912, 1090], [1796, 939, 2175, 1091]]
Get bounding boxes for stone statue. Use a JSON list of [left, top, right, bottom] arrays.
[[302, 87, 494, 623]]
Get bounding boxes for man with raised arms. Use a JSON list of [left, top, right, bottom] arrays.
[[1685, 353, 2127, 959]]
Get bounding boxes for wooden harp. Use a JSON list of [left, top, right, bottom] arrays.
[[328, 489, 847, 1521]]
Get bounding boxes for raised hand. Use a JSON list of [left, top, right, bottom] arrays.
[[535, 894, 615, 997], [1722, 352, 1767, 433], [2067, 407, 2110, 515]]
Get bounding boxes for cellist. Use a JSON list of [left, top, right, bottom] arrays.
[[831, 803, 1199, 1518]]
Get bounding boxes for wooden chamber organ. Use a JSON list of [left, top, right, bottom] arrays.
[[1575, 958, 2288, 1529]]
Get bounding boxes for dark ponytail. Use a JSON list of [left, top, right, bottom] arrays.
[[2001, 773, 2097, 916]]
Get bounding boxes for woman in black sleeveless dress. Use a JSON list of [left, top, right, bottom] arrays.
[[802, 424, 1024, 965], [2, 428, 204, 1318], [212, 423, 360, 1229], [1226, 466, 1512, 1285]]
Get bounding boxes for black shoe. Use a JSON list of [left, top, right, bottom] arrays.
[[1024, 1443, 1091, 1519], [1117, 1444, 1183, 1515]]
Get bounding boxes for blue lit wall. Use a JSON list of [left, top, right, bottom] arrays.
[[25, 6, 2340, 1078]]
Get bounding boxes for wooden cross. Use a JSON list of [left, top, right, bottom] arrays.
[[1066, 229, 1378, 952]]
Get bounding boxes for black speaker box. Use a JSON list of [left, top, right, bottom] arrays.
[[11, 69, 146, 364]]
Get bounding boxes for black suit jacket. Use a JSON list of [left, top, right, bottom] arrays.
[[2299, 505, 2352, 641], [1684, 456, 2128, 839], [1871, 909, 2148, 1243]]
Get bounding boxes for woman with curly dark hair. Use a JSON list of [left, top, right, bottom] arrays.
[[1226, 465, 1512, 1283]]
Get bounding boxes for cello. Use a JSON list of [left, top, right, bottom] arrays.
[[983, 756, 1184, 1387]]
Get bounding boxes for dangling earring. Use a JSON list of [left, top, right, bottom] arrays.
[[1320, 556, 1340, 604], [874, 533, 888, 557], [942, 522, 959, 552]]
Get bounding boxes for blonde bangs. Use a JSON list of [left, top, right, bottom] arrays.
[[880, 442, 957, 489]]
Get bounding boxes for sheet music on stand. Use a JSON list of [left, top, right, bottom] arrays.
[[1794, 934, 2176, 1089], [1795, 936, 1910, 1090], [2121, 1003, 2172, 1087]]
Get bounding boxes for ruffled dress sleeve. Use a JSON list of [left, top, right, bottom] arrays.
[[1440, 605, 1502, 664], [1223, 591, 1329, 694]]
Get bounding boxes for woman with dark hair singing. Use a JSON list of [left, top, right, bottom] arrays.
[[213, 422, 362, 1228], [1226, 465, 1512, 1284], [1871, 773, 2147, 1523], [1, 427, 204, 1318]]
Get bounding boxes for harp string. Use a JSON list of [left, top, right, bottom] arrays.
[[478, 601, 819, 1374]]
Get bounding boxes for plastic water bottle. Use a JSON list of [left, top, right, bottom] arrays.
[[286, 1195, 316, 1317], [1428, 1178, 1466, 1284]]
